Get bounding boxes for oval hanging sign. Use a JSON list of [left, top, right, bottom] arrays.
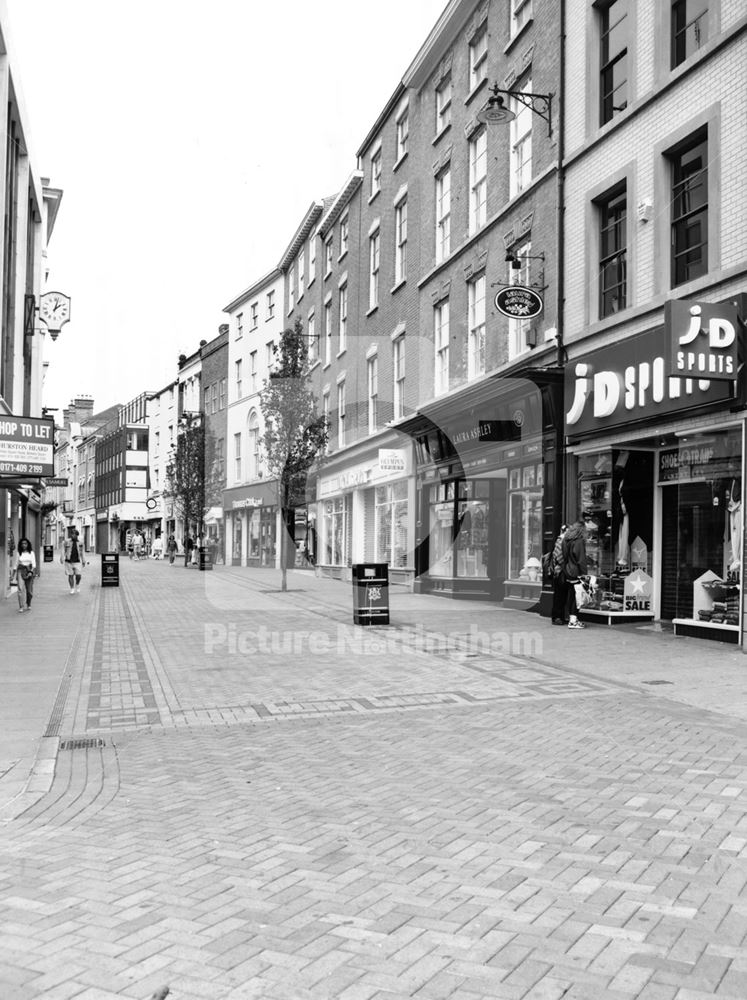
[[494, 285, 543, 319]]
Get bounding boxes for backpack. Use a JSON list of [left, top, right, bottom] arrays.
[[551, 533, 565, 577]]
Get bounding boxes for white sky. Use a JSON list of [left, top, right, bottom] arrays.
[[6, 0, 447, 419]]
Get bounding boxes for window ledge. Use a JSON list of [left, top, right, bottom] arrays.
[[503, 17, 533, 55], [432, 122, 452, 146], [366, 304, 379, 317], [308, 276, 315, 288], [368, 188, 381, 205], [391, 278, 407, 294], [464, 77, 488, 107], [393, 151, 408, 172], [324, 270, 332, 281], [336, 349, 347, 359], [337, 250, 348, 264], [323, 363, 331, 371], [309, 360, 321, 372]]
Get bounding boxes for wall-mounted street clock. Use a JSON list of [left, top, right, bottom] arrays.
[[39, 291, 71, 334]]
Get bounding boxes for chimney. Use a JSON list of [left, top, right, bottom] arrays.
[[219, 324, 229, 335]]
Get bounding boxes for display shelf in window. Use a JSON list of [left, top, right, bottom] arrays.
[[673, 569, 741, 638]]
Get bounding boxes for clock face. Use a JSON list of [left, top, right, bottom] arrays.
[[40, 292, 70, 326]]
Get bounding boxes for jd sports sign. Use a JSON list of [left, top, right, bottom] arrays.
[[666, 299, 740, 381], [565, 326, 734, 437]]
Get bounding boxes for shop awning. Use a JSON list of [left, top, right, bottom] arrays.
[[205, 506, 223, 524]]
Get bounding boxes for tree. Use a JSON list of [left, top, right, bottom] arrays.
[[259, 318, 329, 592], [164, 413, 221, 568]]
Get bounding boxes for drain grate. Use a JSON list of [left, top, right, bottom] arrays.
[[59, 738, 107, 751], [642, 680, 674, 686]]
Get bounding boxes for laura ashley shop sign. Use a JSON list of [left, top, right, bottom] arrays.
[[565, 327, 733, 436]]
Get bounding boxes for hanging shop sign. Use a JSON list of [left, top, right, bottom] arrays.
[[666, 299, 740, 381], [494, 285, 543, 320], [565, 327, 734, 438], [44, 476, 68, 487], [0, 415, 55, 477]]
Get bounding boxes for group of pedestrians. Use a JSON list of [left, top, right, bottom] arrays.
[[10, 527, 87, 613]]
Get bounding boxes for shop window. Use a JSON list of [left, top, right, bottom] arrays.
[[323, 495, 350, 566], [659, 430, 741, 626], [375, 481, 409, 568], [508, 464, 543, 579], [249, 509, 261, 559], [233, 515, 243, 563], [576, 450, 654, 615], [428, 479, 490, 579]]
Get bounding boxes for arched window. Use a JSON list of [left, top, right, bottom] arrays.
[[248, 411, 262, 480]]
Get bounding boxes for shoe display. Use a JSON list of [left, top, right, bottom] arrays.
[[568, 619, 586, 629]]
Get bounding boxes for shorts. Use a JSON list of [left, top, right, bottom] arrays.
[[65, 561, 83, 576]]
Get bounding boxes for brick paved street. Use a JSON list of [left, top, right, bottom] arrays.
[[3, 559, 747, 1000]]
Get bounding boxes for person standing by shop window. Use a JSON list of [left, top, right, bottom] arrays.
[[561, 520, 588, 629], [13, 537, 37, 613], [550, 524, 568, 625]]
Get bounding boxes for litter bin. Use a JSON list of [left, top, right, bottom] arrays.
[[101, 552, 119, 587], [198, 546, 213, 571], [352, 563, 389, 625], [43, 544, 54, 563]]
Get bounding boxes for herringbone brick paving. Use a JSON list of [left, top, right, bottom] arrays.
[[2, 560, 747, 999]]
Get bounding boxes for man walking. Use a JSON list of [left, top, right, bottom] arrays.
[[62, 528, 86, 594]]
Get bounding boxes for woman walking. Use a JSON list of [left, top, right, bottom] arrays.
[[166, 534, 178, 565], [13, 537, 37, 613]]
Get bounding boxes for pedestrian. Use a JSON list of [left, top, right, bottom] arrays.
[[13, 537, 37, 613], [166, 534, 178, 565], [550, 524, 568, 625], [152, 535, 163, 560], [186, 534, 195, 566], [560, 519, 588, 629], [62, 528, 86, 594], [132, 530, 143, 560]]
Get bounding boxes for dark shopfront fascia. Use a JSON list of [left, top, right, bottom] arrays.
[[564, 296, 747, 642], [396, 367, 564, 606], [223, 479, 278, 568]]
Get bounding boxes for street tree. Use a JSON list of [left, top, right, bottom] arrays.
[[259, 318, 329, 592], [164, 413, 221, 568]]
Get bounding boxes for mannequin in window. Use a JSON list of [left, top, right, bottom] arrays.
[[727, 479, 741, 574], [615, 479, 630, 569]]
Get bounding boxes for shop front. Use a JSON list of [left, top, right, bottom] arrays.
[[398, 370, 564, 605], [565, 296, 745, 642], [223, 480, 278, 568], [316, 437, 415, 585]]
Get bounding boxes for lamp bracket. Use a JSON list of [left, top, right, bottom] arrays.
[[486, 84, 554, 136]]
